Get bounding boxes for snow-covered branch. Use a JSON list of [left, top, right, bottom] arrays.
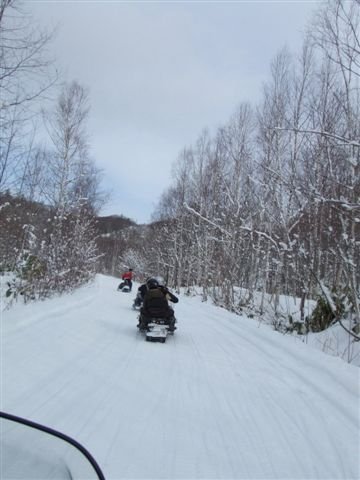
[[272, 127, 360, 148]]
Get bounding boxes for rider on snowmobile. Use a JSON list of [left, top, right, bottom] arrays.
[[137, 277, 178, 331], [133, 281, 148, 308], [118, 268, 134, 292]]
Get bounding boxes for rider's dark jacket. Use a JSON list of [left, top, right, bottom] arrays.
[[138, 283, 148, 300], [142, 286, 178, 318]]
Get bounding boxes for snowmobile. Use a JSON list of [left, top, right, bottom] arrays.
[[117, 279, 131, 293], [137, 317, 176, 343], [0, 411, 105, 480]]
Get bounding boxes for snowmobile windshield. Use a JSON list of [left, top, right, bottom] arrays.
[[1, 412, 105, 480]]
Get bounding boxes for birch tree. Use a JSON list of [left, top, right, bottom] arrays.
[[39, 81, 100, 293], [0, 0, 57, 193]]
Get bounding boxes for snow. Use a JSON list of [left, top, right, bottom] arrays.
[[1, 274, 359, 480]]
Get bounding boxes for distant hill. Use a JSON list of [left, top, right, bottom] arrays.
[[95, 215, 137, 235], [0, 192, 144, 273]]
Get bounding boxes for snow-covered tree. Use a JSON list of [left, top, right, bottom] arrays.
[[0, 0, 56, 194]]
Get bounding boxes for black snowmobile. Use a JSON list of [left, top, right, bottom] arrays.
[[117, 279, 131, 293], [137, 316, 176, 343], [136, 278, 178, 343]]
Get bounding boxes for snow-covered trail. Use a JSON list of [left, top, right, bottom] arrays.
[[2, 275, 359, 479]]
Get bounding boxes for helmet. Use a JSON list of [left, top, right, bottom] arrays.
[[146, 277, 159, 289], [155, 276, 164, 286]]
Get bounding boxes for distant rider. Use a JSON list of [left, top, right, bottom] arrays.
[[138, 277, 178, 332], [118, 268, 134, 291], [133, 281, 148, 308]]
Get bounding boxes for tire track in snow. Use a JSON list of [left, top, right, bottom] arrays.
[[3, 276, 358, 479], [178, 300, 358, 479], [184, 323, 307, 479], [203, 308, 358, 425], [186, 330, 246, 479]]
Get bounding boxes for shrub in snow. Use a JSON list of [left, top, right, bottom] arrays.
[[309, 294, 344, 332]]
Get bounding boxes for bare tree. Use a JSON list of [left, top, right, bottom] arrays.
[[36, 81, 101, 293], [0, 0, 57, 193], [43, 81, 90, 211]]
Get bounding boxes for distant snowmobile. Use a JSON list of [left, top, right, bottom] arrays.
[[117, 279, 131, 293]]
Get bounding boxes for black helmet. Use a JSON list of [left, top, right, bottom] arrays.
[[146, 277, 159, 289]]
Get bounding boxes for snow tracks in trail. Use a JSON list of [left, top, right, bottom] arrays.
[[2, 274, 359, 479]]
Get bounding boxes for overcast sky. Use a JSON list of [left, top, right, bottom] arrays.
[[28, 1, 321, 224]]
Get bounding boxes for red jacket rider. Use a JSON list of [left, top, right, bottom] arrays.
[[122, 269, 133, 281]]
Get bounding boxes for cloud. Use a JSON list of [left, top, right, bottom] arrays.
[[29, 1, 320, 223]]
